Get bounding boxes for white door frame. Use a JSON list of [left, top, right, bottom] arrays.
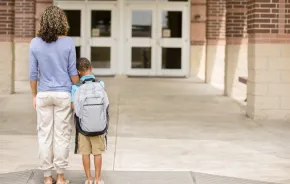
[[156, 3, 190, 76], [56, 2, 86, 58], [125, 3, 157, 76], [87, 3, 118, 75], [55, 0, 190, 77], [124, 1, 190, 77]]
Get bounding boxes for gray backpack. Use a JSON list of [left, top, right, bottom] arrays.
[[74, 78, 109, 136]]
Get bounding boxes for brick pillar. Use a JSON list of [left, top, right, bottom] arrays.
[[14, 0, 35, 81], [225, 0, 248, 101], [35, 0, 53, 34], [190, 0, 206, 80], [206, 0, 226, 91], [247, 0, 290, 120], [0, 0, 14, 94]]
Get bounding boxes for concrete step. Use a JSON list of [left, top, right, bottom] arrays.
[[0, 170, 280, 184]]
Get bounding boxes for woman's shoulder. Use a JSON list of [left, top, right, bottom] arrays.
[[30, 36, 74, 44], [30, 37, 43, 50], [57, 37, 75, 47], [58, 36, 74, 42], [30, 37, 42, 44]]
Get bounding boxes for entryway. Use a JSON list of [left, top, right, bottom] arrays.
[[55, 0, 190, 77]]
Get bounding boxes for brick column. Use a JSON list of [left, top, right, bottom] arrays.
[[35, 0, 53, 34], [206, 0, 226, 91], [0, 0, 14, 94], [225, 0, 248, 101], [247, 0, 290, 120], [14, 0, 35, 81], [190, 0, 206, 80]]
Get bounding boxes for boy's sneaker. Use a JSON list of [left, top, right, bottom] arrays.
[[85, 180, 93, 184], [94, 180, 104, 184]]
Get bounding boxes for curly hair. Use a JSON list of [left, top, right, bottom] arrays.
[[77, 57, 92, 72], [37, 6, 69, 43]]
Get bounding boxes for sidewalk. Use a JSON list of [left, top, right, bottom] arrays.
[[0, 78, 290, 184], [0, 170, 280, 184]]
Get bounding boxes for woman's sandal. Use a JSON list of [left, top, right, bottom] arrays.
[[44, 177, 56, 184], [56, 179, 70, 184]]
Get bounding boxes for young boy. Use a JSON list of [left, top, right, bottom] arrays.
[[71, 57, 108, 184]]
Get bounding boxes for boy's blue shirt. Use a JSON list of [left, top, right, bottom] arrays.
[[71, 75, 105, 102]]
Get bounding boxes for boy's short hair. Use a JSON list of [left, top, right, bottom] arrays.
[[77, 57, 91, 72]]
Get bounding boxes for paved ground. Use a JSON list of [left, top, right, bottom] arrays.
[[0, 77, 290, 184]]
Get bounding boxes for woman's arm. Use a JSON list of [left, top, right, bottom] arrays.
[[30, 81, 37, 97], [70, 75, 79, 84], [68, 40, 79, 84], [29, 43, 38, 109]]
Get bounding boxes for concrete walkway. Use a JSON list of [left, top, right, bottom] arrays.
[[0, 78, 290, 184]]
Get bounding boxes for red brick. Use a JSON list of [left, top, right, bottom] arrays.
[[0, 0, 14, 39], [14, 0, 35, 38], [226, 0, 247, 38]]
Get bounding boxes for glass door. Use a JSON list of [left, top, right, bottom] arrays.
[[125, 4, 157, 76], [125, 2, 189, 76], [87, 3, 118, 75], [58, 3, 86, 61], [156, 4, 189, 76]]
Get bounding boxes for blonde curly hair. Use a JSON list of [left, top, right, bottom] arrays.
[[37, 6, 69, 43]]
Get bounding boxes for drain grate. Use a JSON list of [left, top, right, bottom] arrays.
[[0, 170, 33, 184], [0, 170, 283, 184], [193, 172, 279, 184]]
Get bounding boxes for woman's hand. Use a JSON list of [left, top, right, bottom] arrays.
[[33, 96, 36, 109]]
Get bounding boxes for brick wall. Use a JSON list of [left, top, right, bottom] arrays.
[[226, 0, 247, 39], [0, 0, 14, 41], [247, 1, 290, 120], [207, 0, 226, 41], [286, 0, 290, 33], [191, 0, 206, 45], [14, 0, 35, 41], [247, 0, 280, 34]]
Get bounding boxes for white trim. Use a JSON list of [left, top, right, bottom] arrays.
[[54, 0, 190, 77], [87, 3, 118, 75]]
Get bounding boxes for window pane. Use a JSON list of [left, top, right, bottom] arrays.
[[132, 10, 152, 38], [131, 47, 151, 69], [64, 10, 81, 37], [91, 10, 111, 37], [162, 48, 181, 69], [162, 11, 182, 38], [159, 0, 188, 1], [76, 47, 80, 60], [91, 47, 111, 68]]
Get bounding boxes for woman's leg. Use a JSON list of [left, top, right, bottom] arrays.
[[53, 92, 73, 183], [36, 92, 54, 182]]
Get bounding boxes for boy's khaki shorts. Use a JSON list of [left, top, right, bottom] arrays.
[[78, 133, 105, 155]]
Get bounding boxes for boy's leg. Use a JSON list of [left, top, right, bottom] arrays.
[[94, 154, 102, 182], [91, 136, 105, 182], [83, 155, 93, 181], [79, 133, 93, 182]]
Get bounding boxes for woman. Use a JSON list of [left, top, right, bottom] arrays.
[[29, 6, 79, 184]]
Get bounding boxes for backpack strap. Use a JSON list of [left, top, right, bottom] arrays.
[[82, 78, 96, 84], [75, 80, 83, 87], [74, 114, 79, 154]]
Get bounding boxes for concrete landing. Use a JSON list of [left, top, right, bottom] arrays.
[[1, 78, 290, 184], [0, 170, 280, 184]]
